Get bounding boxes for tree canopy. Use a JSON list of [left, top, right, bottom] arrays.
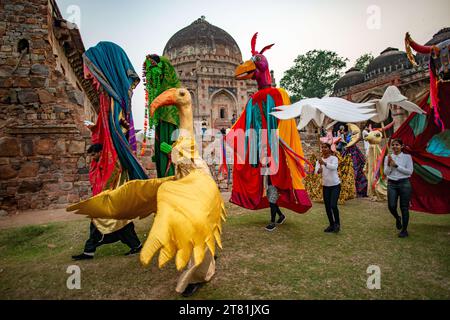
[[280, 50, 348, 102], [354, 53, 374, 72]]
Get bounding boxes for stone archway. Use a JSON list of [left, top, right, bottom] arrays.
[[210, 89, 237, 129]]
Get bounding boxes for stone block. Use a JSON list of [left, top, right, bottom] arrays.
[[0, 137, 20, 156], [35, 138, 54, 155], [0, 66, 13, 77], [0, 165, 18, 179], [31, 64, 49, 76], [18, 162, 39, 178], [0, 77, 13, 88], [17, 180, 43, 193], [68, 140, 85, 154], [30, 76, 47, 87], [18, 89, 39, 103], [21, 139, 34, 156], [55, 139, 66, 153], [60, 182, 73, 191], [14, 78, 31, 88], [37, 89, 54, 103], [67, 90, 84, 105]]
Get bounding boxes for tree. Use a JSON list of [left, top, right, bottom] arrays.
[[354, 53, 374, 72], [280, 50, 348, 101]]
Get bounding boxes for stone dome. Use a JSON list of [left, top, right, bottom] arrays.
[[425, 27, 450, 45], [334, 67, 365, 92], [163, 16, 242, 62], [366, 47, 411, 80], [416, 27, 450, 66]]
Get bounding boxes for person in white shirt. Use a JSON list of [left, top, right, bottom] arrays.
[[317, 143, 341, 233], [384, 138, 414, 238]]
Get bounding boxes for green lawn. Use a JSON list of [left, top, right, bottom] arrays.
[[0, 199, 449, 300]]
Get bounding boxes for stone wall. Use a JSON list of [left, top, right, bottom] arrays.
[[0, 0, 96, 213]]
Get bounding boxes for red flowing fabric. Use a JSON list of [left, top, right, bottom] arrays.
[[89, 92, 120, 196], [392, 83, 450, 214], [226, 88, 312, 214]]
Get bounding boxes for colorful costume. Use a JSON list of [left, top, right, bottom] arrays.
[[363, 124, 394, 201], [141, 54, 180, 178], [227, 33, 312, 213], [389, 33, 450, 214], [342, 124, 368, 197], [68, 88, 226, 293], [304, 131, 355, 204], [82, 41, 147, 234]]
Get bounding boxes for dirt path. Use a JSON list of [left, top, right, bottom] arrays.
[[0, 192, 232, 230]]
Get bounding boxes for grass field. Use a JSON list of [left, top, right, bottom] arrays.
[[0, 199, 449, 300]]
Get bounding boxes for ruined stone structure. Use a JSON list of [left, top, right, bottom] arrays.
[[163, 16, 258, 131], [0, 0, 98, 213]]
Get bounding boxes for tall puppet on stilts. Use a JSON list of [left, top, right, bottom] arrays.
[[391, 32, 450, 214], [141, 54, 180, 178], [226, 33, 312, 214]]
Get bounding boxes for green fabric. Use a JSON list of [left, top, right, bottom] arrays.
[[155, 121, 177, 178], [409, 113, 427, 137], [144, 56, 181, 127], [143, 55, 181, 178], [413, 163, 443, 184]]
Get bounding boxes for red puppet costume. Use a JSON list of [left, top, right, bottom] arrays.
[[392, 33, 450, 214], [226, 33, 312, 214]]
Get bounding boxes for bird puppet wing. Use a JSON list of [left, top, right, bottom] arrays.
[[141, 170, 226, 271], [66, 176, 174, 220], [67, 171, 226, 271], [271, 97, 376, 129], [271, 86, 425, 128]]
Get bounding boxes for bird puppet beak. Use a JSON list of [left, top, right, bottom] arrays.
[[150, 88, 178, 116], [235, 60, 256, 80]]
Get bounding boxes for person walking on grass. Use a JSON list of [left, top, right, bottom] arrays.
[[265, 176, 286, 232], [71, 144, 142, 260], [384, 138, 413, 238], [317, 142, 341, 233]]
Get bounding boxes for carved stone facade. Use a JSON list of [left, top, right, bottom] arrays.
[[163, 17, 258, 132], [0, 0, 98, 213]]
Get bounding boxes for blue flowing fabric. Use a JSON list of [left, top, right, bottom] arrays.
[[83, 42, 148, 180], [244, 95, 279, 167]]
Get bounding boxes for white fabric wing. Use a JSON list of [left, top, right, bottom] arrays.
[[270, 86, 425, 128]]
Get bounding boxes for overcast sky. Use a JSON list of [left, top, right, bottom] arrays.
[[56, 0, 449, 129]]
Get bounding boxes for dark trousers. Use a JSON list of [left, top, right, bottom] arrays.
[[84, 222, 141, 254], [387, 179, 412, 232], [323, 184, 341, 226], [269, 203, 283, 223]]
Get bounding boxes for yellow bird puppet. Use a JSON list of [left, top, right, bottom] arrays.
[[67, 88, 226, 283]]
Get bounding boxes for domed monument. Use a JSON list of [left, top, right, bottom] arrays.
[[163, 16, 258, 131]]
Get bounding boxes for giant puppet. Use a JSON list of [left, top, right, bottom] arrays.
[[81, 41, 147, 235], [226, 33, 312, 213], [68, 88, 226, 295], [390, 32, 450, 214], [141, 54, 180, 178]]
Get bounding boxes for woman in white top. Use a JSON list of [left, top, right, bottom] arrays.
[[384, 138, 414, 238], [317, 143, 341, 233]]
